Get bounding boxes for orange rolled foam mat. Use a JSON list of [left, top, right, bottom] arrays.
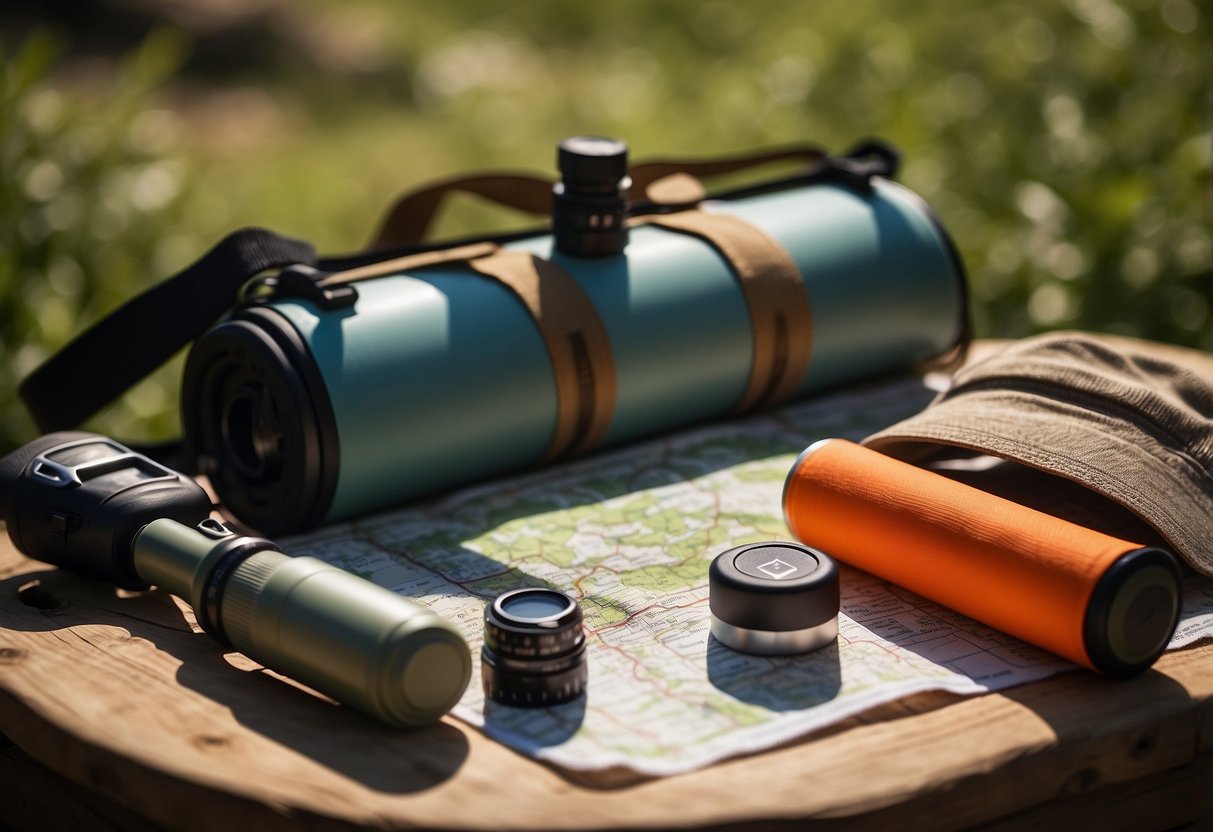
[[782, 439, 1182, 675]]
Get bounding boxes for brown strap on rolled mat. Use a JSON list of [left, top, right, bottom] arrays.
[[643, 210, 812, 413], [642, 173, 707, 209], [367, 144, 832, 249], [324, 244, 616, 462], [321, 242, 499, 286], [369, 174, 554, 249], [629, 145, 828, 198], [468, 250, 616, 461]]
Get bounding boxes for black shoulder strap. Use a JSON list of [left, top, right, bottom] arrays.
[[20, 227, 315, 434]]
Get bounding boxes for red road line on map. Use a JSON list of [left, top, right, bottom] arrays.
[[590, 595, 708, 637]]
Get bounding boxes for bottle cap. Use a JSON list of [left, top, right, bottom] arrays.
[[709, 542, 839, 655], [557, 137, 629, 191]]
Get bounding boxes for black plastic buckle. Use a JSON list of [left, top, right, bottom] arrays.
[[816, 141, 901, 194], [264, 264, 359, 309]]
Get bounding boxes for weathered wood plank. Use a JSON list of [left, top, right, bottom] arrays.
[[0, 737, 165, 832], [1, 533, 1210, 831], [976, 753, 1213, 832]]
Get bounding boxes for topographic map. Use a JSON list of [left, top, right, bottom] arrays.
[[286, 376, 1213, 776]]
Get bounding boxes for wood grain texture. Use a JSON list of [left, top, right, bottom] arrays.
[[1, 533, 1210, 831], [0, 737, 164, 832], [976, 752, 1213, 832]]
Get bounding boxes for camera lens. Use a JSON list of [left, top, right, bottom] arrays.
[[481, 587, 587, 707]]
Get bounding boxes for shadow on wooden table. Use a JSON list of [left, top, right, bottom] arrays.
[[996, 661, 1197, 793], [705, 636, 843, 711], [0, 565, 470, 796]]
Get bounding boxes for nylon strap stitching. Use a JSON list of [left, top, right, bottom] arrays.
[[641, 210, 812, 413]]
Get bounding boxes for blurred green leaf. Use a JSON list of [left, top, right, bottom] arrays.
[[0, 31, 64, 101]]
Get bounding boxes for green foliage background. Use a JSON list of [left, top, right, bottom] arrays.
[[2, 0, 1210, 452]]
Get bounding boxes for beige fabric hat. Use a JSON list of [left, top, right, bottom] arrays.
[[864, 331, 1213, 577]]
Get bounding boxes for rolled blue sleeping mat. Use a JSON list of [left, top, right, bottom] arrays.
[[182, 175, 967, 536]]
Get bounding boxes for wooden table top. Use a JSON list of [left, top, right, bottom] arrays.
[[1, 531, 1211, 831]]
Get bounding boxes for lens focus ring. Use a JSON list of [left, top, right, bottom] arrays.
[[481, 588, 587, 707]]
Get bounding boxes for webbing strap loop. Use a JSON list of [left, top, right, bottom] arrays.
[[628, 145, 829, 195], [369, 174, 554, 250], [641, 210, 813, 413], [467, 251, 616, 460], [321, 242, 500, 286], [364, 141, 888, 250]]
